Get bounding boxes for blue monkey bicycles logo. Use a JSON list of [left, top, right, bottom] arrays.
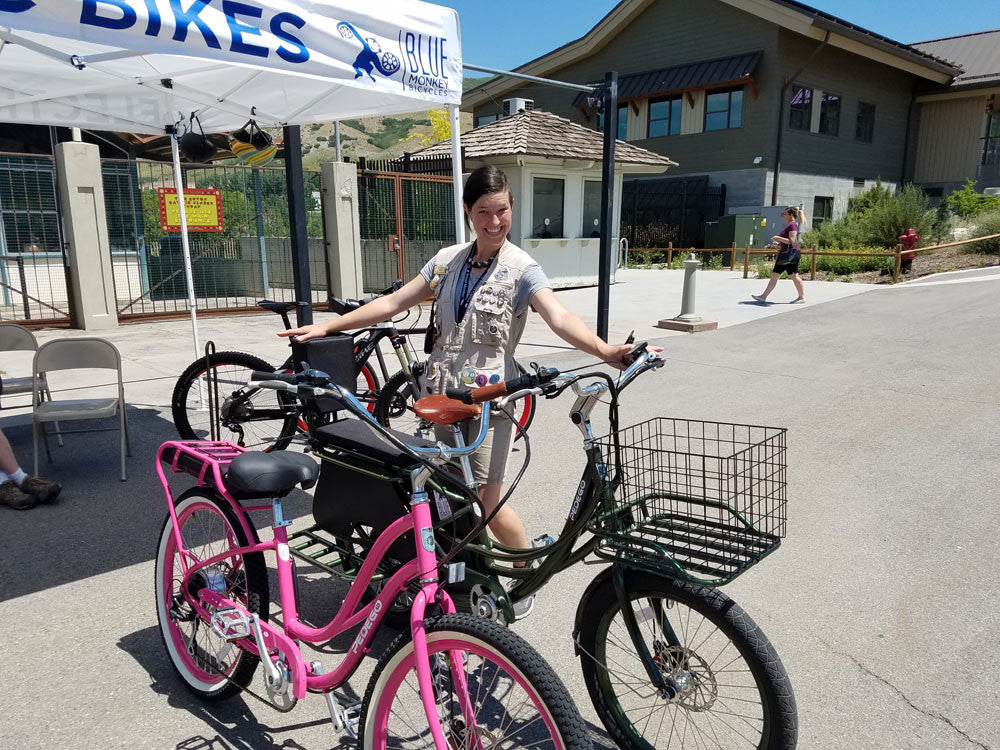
[[337, 21, 400, 82]]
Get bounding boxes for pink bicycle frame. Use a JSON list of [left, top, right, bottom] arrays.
[[157, 440, 472, 749]]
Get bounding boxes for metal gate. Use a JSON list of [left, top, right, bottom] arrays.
[[0, 153, 72, 325], [358, 171, 455, 293], [103, 159, 326, 320]]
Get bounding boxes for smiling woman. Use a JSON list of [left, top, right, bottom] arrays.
[[280, 166, 637, 617]]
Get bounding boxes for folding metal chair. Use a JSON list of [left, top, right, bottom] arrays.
[[32, 337, 131, 481], [0, 323, 61, 443]]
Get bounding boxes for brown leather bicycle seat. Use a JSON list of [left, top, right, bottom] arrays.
[[413, 395, 481, 425]]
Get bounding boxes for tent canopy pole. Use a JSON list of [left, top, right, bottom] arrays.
[[168, 127, 202, 359]]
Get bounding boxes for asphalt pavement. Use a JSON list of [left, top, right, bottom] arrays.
[[1, 266, 997, 749]]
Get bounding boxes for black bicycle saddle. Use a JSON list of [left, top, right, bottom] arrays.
[[258, 300, 307, 315], [225, 451, 319, 499]]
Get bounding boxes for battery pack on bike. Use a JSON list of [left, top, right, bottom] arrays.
[[289, 334, 355, 414]]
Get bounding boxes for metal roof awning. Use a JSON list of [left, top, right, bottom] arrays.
[[573, 50, 763, 107]]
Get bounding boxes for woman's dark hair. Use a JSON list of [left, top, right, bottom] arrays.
[[463, 165, 513, 208]]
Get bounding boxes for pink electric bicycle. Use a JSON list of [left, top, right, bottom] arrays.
[[154, 370, 591, 749]]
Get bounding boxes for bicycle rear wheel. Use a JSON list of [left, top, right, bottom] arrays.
[[577, 570, 797, 749], [155, 489, 270, 700], [171, 351, 298, 451], [359, 613, 591, 749]]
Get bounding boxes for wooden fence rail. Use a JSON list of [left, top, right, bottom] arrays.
[[625, 232, 1000, 284]]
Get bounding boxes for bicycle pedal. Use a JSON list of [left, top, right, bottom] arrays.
[[342, 703, 361, 737], [209, 607, 252, 642]]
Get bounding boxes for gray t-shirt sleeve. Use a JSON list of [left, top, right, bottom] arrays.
[[515, 263, 551, 313], [420, 255, 437, 285]]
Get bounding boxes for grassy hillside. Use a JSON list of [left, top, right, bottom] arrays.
[[294, 77, 490, 168]]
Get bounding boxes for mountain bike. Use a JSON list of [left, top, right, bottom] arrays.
[[154, 370, 592, 749], [287, 347, 799, 749], [170, 287, 421, 450], [171, 290, 535, 450]]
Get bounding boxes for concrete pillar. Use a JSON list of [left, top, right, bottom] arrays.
[[320, 161, 363, 300], [55, 141, 118, 330]]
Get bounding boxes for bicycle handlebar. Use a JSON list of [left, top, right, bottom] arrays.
[[330, 280, 402, 316], [445, 342, 659, 405]]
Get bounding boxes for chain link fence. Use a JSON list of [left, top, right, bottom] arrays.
[[358, 172, 455, 293], [105, 159, 325, 318]]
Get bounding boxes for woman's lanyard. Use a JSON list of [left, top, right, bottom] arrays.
[[456, 244, 494, 322]]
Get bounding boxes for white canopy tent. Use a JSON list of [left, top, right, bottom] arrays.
[[0, 0, 464, 353]]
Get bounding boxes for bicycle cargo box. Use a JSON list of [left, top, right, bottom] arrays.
[[291, 334, 355, 412]]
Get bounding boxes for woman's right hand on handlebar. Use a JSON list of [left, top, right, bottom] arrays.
[[277, 323, 328, 342]]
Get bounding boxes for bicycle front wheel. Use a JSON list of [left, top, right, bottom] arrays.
[[577, 571, 797, 749], [171, 351, 298, 451], [359, 613, 591, 750], [155, 489, 270, 700]]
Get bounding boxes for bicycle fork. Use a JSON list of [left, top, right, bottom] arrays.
[[408, 470, 483, 750], [611, 564, 682, 700]]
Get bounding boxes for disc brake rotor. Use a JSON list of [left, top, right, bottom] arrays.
[[654, 644, 718, 711]]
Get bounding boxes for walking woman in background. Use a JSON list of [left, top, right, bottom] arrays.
[[753, 206, 806, 304], [281, 165, 637, 618]]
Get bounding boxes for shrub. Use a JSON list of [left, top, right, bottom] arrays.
[[944, 179, 1000, 218], [803, 214, 863, 248], [707, 253, 725, 270], [802, 183, 934, 249], [755, 260, 773, 279], [855, 184, 933, 247], [968, 209, 1000, 253], [813, 246, 892, 274]]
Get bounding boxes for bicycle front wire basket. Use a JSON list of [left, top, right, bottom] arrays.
[[589, 417, 787, 585]]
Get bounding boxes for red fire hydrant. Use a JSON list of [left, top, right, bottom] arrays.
[[899, 228, 919, 273]]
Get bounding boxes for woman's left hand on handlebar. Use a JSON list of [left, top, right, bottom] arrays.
[[602, 343, 662, 370]]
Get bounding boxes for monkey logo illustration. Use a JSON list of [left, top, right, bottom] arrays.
[[337, 21, 401, 82]]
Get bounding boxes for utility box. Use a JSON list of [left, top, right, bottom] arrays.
[[704, 214, 770, 250]]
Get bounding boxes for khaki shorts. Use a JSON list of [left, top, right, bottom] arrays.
[[434, 414, 515, 486]]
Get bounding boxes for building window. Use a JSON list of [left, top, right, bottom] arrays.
[[475, 114, 498, 127], [598, 105, 629, 139], [789, 85, 812, 131], [532, 177, 564, 238], [856, 102, 875, 143], [813, 196, 834, 228], [647, 96, 681, 137], [819, 92, 840, 136], [582, 180, 602, 237], [704, 87, 743, 131]]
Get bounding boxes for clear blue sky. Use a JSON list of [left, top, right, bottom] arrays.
[[435, 0, 998, 73]]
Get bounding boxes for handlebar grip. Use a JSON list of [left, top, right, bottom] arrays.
[[621, 341, 648, 366], [466, 382, 508, 404], [445, 386, 474, 404], [252, 370, 296, 384]]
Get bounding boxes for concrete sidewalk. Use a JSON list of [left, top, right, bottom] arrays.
[[3, 267, 876, 419]]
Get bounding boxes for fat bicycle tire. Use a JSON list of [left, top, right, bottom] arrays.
[[374, 365, 536, 441], [171, 351, 299, 451], [577, 570, 797, 750], [155, 489, 270, 700], [358, 612, 592, 750]]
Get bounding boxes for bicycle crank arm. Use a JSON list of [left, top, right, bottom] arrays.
[[199, 590, 308, 700]]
